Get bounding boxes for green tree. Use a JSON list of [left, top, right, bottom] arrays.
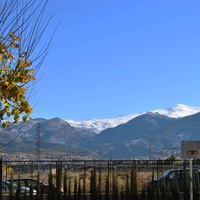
[[147, 173, 155, 200], [125, 174, 130, 200], [63, 170, 68, 200], [183, 162, 190, 200], [36, 171, 42, 200], [82, 169, 86, 200], [15, 175, 21, 200], [120, 185, 125, 200], [105, 173, 110, 200], [140, 186, 146, 200], [29, 183, 34, 200], [90, 167, 97, 200], [0, 0, 54, 127], [130, 168, 139, 200], [56, 164, 62, 200], [78, 179, 82, 200], [74, 177, 78, 200], [68, 177, 72, 200], [171, 178, 180, 200], [193, 171, 199, 200], [98, 167, 102, 200], [112, 173, 119, 200], [161, 177, 167, 200], [8, 172, 14, 200], [47, 166, 55, 200]]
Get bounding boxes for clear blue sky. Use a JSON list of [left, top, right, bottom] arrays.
[[32, 0, 200, 120]]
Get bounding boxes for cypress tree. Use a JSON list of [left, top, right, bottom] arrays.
[[166, 183, 171, 200], [98, 167, 102, 200], [82, 169, 86, 200], [90, 167, 97, 200], [140, 186, 146, 200], [63, 170, 68, 200], [23, 189, 27, 200], [120, 185, 125, 200], [112, 173, 119, 200], [105, 173, 110, 200], [29, 184, 34, 200], [130, 168, 139, 200], [193, 171, 199, 200], [15, 174, 21, 200], [9, 172, 14, 200], [47, 166, 55, 200], [36, 171, 41, 200], [161, 177, 167, 200], [56, 164, 62, 200], [183, 162, 190, 200], [147, 173, 155, 200], [171, 178, 180, 200], [68, 177, 72, 200], [156, 185, 161, 200], [74, 177, 78, 200], [78, 179, 82, 200], [125, 174, 130, 200]]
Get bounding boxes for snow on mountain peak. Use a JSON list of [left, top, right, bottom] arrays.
[[152, 104, 200, 118], [66, 104, 200, 134]]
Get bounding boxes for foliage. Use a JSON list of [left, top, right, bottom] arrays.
[[183, 162, 190, 200], [171, 178, 180, 200], [193, 170, 199, 200], [47, 166, 55, 200], [29, 183, 34, 200], [130, 168, 139, 200], [56, 164, 62, 200], [68, 177, 72, 200], [140, 186, 146, 200], [125, 174, 130, 200], [74, 177, 78, 200], [78, 179, 82, 200], [147, 173, 155, 200], [98, 167, 102, 200], [0, 0, 54, 127], [90, 167, 97, 200], [105, 172, 110, 200], [36, 171, 42, 200], [82, 169, 87, 200], [161, 177, 167, 200], [63, 170, 68, 200], [120, 185, 125, 200], [8, 172, 14, 200], [112, 172, 119, 200], [15, 175, 21, 200]]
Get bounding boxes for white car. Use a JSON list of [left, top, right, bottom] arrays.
[[2, 180, 37, 194]]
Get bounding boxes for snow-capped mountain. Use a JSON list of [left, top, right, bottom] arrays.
[[66, 104, 200, 134]]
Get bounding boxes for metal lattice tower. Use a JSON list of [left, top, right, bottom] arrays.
[[35, 123, 41, 161]]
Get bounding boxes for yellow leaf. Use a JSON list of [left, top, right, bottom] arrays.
[[11, 43, 19, 48], [16, 36, 21, 42]]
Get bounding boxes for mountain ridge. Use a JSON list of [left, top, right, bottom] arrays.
[[66, 104, 200, 133], [1, 104, 200, 160]]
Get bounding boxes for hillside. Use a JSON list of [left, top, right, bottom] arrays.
[[1, 104, 200, 160]]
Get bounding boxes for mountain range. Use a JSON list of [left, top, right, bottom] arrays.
[[1, 104, 200, 160], [66, 104, 200, 133]]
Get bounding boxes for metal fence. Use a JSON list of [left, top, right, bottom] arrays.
[[2, 158, 200, 180], [1, 158, 200, 198]]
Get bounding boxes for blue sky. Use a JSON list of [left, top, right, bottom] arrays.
[[32, 0, 200, 120]]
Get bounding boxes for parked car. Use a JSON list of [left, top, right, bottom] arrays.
[[8, 178, 50, 194], [2, 180, 37, 194], [147, 168, 200, 191]]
